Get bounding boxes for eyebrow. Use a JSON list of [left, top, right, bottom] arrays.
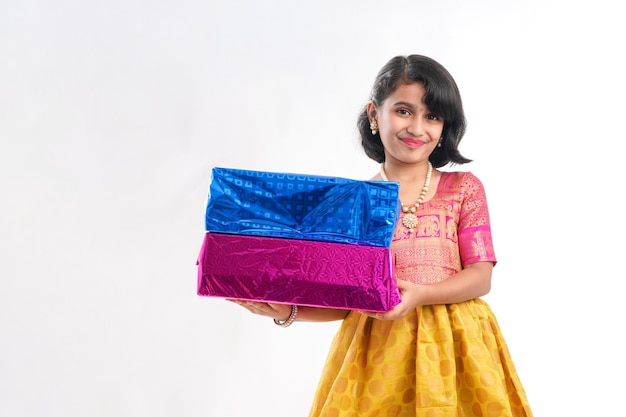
[[392, 101, 431, 111], [391, 101, 416, 108]]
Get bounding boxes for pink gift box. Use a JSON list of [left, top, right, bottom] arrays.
[[197, 232, 400, 312]]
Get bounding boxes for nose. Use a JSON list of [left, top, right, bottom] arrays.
[[406, 115, 424, 137]]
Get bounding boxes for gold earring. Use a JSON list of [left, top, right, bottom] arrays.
[[370, 120, 378, 135], [437, 138, 443, 147]]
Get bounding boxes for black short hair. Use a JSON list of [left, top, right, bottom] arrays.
[[358, 55, 471, 167]]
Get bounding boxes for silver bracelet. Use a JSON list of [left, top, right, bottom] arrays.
[[273, 305, 298, 328]]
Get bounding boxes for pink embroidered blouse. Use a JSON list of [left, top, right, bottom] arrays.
[[391, 171, 497, 285]]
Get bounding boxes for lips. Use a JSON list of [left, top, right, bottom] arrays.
[[400, 137, 426, 147]]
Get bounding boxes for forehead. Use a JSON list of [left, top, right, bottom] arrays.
[[385, 82, 427, 106]]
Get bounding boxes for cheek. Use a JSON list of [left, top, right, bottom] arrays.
[[378, 131, 395, 149], [379, 116, 398, 133], [430, 123, 444, 137]]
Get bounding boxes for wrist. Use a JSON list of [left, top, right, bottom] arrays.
[[273, 305, 298, 328]]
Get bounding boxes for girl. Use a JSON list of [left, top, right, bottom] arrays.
[[232, 54, 533, 417]]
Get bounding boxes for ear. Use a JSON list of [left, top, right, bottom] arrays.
[[366, 100, 377, 121]]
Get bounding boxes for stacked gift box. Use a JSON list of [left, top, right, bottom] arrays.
[[196, 167, 402, 312]]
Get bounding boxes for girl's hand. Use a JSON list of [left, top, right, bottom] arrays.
[[365, 261, 493, 321], [365, 279, 423, 321], [226, 299, 292, 322]]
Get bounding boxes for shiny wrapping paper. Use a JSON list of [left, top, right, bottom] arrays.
[[205, 167, 400, 247], [197, 232, 401, 312]]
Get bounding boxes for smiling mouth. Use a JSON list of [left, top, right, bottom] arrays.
[[401, 137, 426, 147]]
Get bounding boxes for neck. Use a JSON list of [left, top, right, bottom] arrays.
[[380, 161, 433, 207], [380, 161, 432, 183]]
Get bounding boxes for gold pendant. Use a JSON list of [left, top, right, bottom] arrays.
[[402, 213, 419, 231]]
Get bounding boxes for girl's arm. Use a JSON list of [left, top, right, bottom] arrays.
[[229, 260, 491, 323], [227, 299, 350, 323], [373, 260, 493, 321]]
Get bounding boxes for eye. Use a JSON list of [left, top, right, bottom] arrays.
[[396, 108, 411, 116], [427, 113, 442, 121]]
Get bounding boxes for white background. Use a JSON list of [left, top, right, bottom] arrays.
[[1, 1, 623, 416]]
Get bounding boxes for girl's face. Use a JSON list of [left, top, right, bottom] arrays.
[[368, 82, 443, 166]]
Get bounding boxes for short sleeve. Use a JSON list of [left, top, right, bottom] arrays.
[[457, 172, 497, 267]]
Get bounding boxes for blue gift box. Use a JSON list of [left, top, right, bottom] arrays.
[[204, 167, 400, 247]]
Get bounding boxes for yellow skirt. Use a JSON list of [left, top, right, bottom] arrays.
[[308, 299, 533, 417]]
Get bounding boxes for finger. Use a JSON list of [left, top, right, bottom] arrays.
[[246, 301, 279, 316], [362, 311, 382, 320], [395, 279, 410, 292]]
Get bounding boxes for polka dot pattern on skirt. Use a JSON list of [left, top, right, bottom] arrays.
[[308, 299, 533, 417]]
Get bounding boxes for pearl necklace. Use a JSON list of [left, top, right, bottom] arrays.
[[380, 162, 433, 234]]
